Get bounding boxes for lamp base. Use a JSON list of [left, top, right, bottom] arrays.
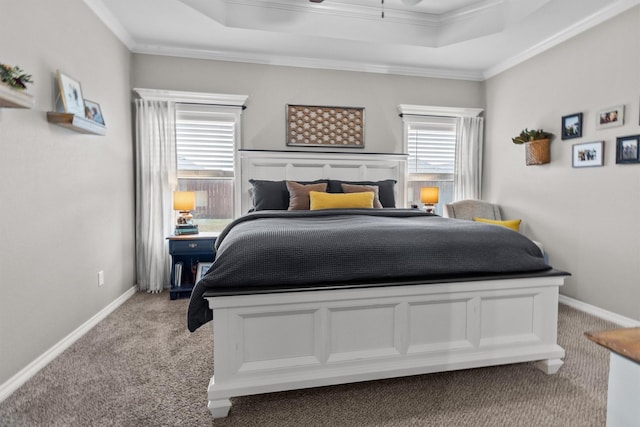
[[423, 204, 435, 214], [177, 211, 194, 225]]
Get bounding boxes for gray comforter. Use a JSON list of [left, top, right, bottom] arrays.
[[187, 209, 550, 332]]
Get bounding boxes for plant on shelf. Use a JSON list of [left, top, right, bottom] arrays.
[[511, 128, 553, 166], [0, 63, 34, 90], [511, 128, 552, 144]]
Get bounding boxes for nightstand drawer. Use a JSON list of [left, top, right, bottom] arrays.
[[170, 239, 215, 255]]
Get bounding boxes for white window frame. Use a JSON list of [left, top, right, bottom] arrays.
[[134, 88, 248, 218], [398, 104, 483, 208]]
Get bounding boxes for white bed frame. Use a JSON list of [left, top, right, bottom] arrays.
[[205, 150, 567, 418], [237, 150, 408, 214]]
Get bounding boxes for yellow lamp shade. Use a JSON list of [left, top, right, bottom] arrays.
[[420, 187, 439, 204], [173, 191, 196, 211]]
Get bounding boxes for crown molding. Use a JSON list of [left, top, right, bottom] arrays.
[[483, 0, 640, 79], [86, 0, 638, 83], [440, 0, 502, 25], [225, 0, 439, 26], [132, 44, 485, 81], [183, 0, 516, 48]]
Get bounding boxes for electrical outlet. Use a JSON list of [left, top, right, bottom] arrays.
[[98, 270, 105, 287]]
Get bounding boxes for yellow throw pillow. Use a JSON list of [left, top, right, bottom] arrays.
[[309, 191, 374, 210], [473, 217, 522, 232], [340, 183, 382, 208]]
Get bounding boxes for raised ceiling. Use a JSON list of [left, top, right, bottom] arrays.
[[86, 0, 639, 80]]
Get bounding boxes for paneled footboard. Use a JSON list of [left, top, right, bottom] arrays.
[[205, 273, 567, 418]]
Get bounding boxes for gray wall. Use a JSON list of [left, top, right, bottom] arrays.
[[3, 0, 637, 393], [0, 0, 135, 385], [132, 54, 485, 154], [484, 7, 640, 321]]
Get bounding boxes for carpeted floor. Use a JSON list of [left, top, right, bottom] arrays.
[[0, 292, 618, 426]]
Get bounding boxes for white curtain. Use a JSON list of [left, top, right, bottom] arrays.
[[135, 99, 177, 293], [454, 116, 484, 201]]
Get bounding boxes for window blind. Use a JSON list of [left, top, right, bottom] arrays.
[[407, 116, 457, 175], [175, 104, 235, 177]]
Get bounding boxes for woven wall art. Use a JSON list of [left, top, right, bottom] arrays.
[[286, 104, 365, 148]]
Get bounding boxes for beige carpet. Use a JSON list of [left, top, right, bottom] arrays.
[[0, 292, 618, 426]]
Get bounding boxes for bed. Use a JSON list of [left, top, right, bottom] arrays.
[[187, 150, 569, 419]]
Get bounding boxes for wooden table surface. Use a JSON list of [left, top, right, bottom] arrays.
[[167, 231, 220, 240], [585, 327, 640, 364]]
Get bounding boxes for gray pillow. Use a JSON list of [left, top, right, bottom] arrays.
[[249, 179, 328, 211]]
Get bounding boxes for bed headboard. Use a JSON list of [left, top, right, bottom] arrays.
[[237, 150, 408, 214]]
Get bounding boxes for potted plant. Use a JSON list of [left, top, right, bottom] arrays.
[[0, 63, 33, 91], [512, 128, 553, 165]]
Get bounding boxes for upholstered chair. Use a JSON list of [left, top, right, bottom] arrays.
[[443, 199, 502, 221], [443, 199, 547, 263]]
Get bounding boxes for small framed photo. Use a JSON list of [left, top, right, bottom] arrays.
[[196, 262, 213, 282], [572, 141, 603, 168], [84, 99, 105, 125], [596, 105, 624, 129], [561, 113, 582, 140], [615, 135, 640, 164], [56, 70, 85, 116]]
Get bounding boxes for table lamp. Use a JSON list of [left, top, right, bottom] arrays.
[[173, 191, 196, 225], [420, 187, 439, 213]]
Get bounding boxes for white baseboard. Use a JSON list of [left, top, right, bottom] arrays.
[[0, 286, 137, 403], [0, 289, 635, 404], [559, 294, 640, 328]]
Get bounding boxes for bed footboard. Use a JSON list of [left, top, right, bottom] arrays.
[[205, 274, 567, 418]]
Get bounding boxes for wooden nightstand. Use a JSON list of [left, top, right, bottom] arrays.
[[167, 232, 218, 300], [585, 328, 640, 426]]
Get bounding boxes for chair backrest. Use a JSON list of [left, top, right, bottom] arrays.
[[443, 199, 502, 221]]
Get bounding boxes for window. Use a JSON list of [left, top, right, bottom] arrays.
[[175, 103, 240, 232], [405, 115, 457, 215]]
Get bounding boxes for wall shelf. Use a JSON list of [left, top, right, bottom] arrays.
[[0, 83, 35, 108], [46, 112, 106, 135]]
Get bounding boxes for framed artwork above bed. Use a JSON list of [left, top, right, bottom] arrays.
[[286, 104, 364, 148]]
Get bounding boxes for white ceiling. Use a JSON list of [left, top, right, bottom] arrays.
[[86, 0, 639, 80]]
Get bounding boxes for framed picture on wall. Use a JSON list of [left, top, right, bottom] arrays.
[[84, 99, 105, 125], [572, 141, 603, 168], [561, 113, 582, 140], [615, 135, 640, 164], [56, 70, 85, 116], [286, 104, 365, 148], [596, 105, 624, 129]]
